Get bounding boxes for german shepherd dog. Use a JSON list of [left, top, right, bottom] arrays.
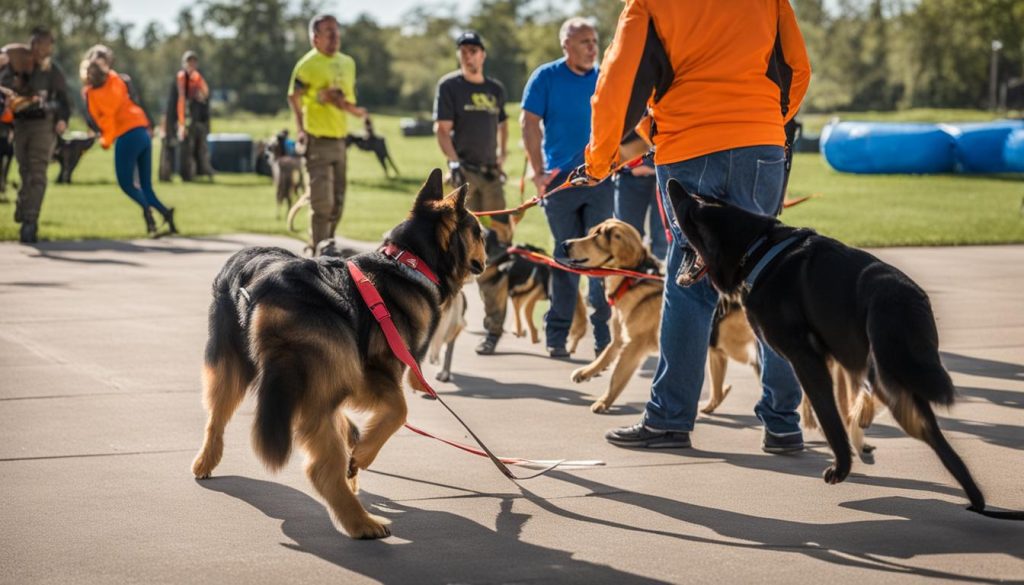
[[667, 180, 1022, 519], [265, 130, 303, 219], [563, 219, 761, 414], [191, 169, 488, 538], [53, 133, 95, 184], [493, 243, 587, 351]]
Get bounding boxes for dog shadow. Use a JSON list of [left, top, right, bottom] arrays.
[[958, 385, 1024, 411], [25, 237, 258, 266], [529, 472, 1024, 583], [196, 475, 668, 585], [941, 352, 1024, 383], [444, 372, 597, 407]]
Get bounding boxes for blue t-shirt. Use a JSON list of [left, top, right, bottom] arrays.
[[521, 58, 598, 173]]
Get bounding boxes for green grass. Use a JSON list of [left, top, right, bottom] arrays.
[[1, 108, 1022, 248]]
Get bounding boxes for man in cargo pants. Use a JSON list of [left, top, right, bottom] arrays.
[[287, 14, 367, 248]]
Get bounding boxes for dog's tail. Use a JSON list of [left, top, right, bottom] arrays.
[[867, 290, 1024, 520], [251, 351, 304, 471], [287, 193, 311, 232]]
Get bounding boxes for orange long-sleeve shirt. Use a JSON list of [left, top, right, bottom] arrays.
[[176, 69, 209, 126], [84, 70, 149, 149], [586, 0, 811, 178]]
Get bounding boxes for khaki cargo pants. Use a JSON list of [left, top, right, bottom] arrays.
[[459, 167, 509, 338], [13, 118, 55, 224], [303, 136, 347, 246]]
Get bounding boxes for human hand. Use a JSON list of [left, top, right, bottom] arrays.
[[351, 106, 368, 118], [567, 164, 599, 187], [630, 164, 656, 177], [177, 126, 186, 141], [54, 120, 67, 136], [533, 168, 559, 195]]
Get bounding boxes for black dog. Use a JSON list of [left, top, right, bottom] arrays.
[[666, 179, 1022, 520], [53, 134, 96, 184], [345, 117, 399, 178], [0, 124, 12, 201]]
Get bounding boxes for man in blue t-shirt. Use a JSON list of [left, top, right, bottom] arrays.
[[521, 17, 613, 358]]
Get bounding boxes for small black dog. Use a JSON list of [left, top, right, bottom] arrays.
[[0, 124, 13, 201], [53, 133, 96, 184], [345, 117, 399, 178], [667, 179, 1022, 520]]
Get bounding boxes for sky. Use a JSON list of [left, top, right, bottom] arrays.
[[107, 0, 481, 32]]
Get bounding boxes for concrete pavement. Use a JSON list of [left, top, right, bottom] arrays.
[[1, 235, 1022, 584]]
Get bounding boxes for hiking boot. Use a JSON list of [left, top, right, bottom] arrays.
[[19, 221, 38, 244], [548, 346, 570, 359], [161, 207, 178, 234], [475, 334, 500, 355], [605, 422, 691, 449], [762, 430, 804, 454], [143, 208, 157, 236]]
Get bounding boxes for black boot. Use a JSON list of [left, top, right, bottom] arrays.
[[19, 221, 38, 244], [143, 208, 157, 237], [161, 207, 178, 235]]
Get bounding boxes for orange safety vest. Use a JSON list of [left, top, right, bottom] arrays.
[[84, 70, 149, 148]]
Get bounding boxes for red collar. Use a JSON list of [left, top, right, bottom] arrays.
[[380, 243, 440, 286], [608, 278, 637, 307]]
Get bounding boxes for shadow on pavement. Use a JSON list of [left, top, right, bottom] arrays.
[[445, 372, 597, 406], [197, 475, 668, 585], [530, 472, 1024, 584], [958, 385, 1024, 411], [942, 352, 1024, 383]]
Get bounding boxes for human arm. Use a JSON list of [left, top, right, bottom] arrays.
[[51, 64, 70, 135], [520, 110, 559, 194], [777, 0, 811, 122], [176, 71, 186, 140]]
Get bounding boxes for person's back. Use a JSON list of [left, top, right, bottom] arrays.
[[589, 0, 809, 175]]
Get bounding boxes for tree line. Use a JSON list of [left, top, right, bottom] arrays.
[[1, 0, 1021, 120]]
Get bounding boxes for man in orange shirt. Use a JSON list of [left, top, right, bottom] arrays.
[[576, 0, 811, 451], [174, 51, 214, 181]]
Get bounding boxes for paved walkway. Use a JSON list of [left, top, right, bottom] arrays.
[[1, 235, 1022, 584]]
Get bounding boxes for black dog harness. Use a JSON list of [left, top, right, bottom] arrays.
[[740, 233, 806, 293]]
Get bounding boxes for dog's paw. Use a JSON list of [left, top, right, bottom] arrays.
[[861, 443, 876, 454], [435, 370, 451, 383], [345, 513, 392, 540], [191, 452, 219, 479], [571, 368, 592, 383], [590, 400, 609, 414], [822, 465, 850, 485]]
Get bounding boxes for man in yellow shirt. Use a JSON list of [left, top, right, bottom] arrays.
[[288, 14, 367, 247]]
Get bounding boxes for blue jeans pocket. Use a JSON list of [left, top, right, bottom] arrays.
[[752, 156, 786, 215]]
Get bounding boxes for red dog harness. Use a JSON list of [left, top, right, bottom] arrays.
[[346, 253, 603, 479]]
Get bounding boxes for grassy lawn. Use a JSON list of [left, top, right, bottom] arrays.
[[1, 107, 1022, 248]]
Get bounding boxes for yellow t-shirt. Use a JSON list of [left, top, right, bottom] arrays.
[[288, 49, 357, 138]]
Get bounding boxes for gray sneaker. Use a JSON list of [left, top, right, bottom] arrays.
[[762, 430, 804, 454], [605, 422, 691, 449]]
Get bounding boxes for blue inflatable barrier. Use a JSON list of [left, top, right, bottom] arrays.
[[945, 120, 1024, 173], [821, 122, 956, 174], [1005, 129, 1024, 172]]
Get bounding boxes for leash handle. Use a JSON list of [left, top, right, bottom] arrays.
[[346, 260, 601, 480]]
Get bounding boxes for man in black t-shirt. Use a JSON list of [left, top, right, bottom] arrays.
[[433, 31, 510, 356]]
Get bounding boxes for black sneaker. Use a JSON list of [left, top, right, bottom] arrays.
[[605, 422, 691, 449], [143, 208, 157, 237], [161, 207, 178, 234], [762, 430, 804, 454], [547, 346, 570, 359], [475, 334, 500, 355]]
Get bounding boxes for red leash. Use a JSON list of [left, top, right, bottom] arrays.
[[346, 259, 604, 479], [507, 246, 665, 282]]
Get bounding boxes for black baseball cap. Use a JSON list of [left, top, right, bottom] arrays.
[[456, 31, 485, 51]]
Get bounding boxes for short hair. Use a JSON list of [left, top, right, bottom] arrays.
[[308, 14, 338, 38], [559, 16, 597, 45], [30, 26, 53, 45]]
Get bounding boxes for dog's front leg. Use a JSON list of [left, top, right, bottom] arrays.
[[786, 351, 853, 484], [701, 348, 731, 414]]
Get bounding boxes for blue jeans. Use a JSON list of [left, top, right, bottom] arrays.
[[646, 145, 802, 434], [541, 171, 614, 350], [115, 127, 169, 214], [614, 172, 668, 260]]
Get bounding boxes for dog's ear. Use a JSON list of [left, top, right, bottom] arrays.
[[444, 182, 469, 212], [414, 168, 445, 209], [666, 179, 697, 219]]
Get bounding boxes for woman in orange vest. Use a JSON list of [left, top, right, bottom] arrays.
[[82, 55, 177, 236]]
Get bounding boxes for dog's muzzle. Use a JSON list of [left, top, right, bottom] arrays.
[[676, 245, 708, 287], [470, 260, 485, 275]]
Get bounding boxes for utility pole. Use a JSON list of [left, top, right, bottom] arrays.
[[990, 40, 1003, 111]]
